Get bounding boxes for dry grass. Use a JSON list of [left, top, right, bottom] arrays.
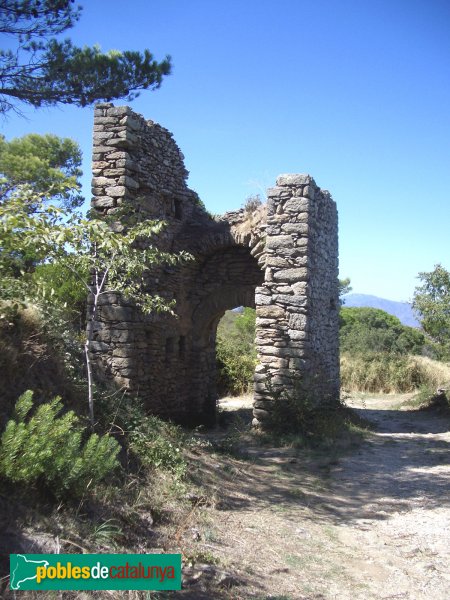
[[410, 355, 450, 389], [232, 202, 267, 246], [340, 352, 450, 394]]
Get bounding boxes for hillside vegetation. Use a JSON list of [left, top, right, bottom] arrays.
[[339, 306, 450, 400], [216, 304, 450, 408], [342, 293, 419, 327]]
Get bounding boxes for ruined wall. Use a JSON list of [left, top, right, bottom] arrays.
[[91, 103, 339, 427], [253, 175, 340, 423]]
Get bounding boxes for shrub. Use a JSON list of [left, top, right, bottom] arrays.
[[0, 306, 85, 426], [410, 355, 450, 389], [340, 307, 425, 355], [216, 342, 256, 395], [243, 194, 263, 214], [216, 308, 256, 395], [0, 390, 120, 497], [32, 259, 88, 330], [407, 385, 450, 411], [128, 421, 186, 477], [413, 264, 450, 359], [97, 393, 186, 477]]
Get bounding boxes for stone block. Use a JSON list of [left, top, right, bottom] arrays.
[[276, 174, 313, 186], [92, 176, 115, 187], [106, 106, 132, 117], [288, 314, 308, 329], [112, 357, 135, 369], [253, 408, 270, 421], [100, 305, 135, 321], [265, 235, 294, 250], [283, 198, 310, 213], [93, 196, 115, 208], [112, 347, 138, 358], [90, 341, 109, 353], [255, 293, 272, 306], [288, 329, 308, 341], [265, 256, 290, 268], [93, 131, 114, 141], [118, 175, 139, 189], [105, 185, 128, 197], [273, 268, 309, 283], [303, 185, 315, 200], [256, 305, 285, 319]]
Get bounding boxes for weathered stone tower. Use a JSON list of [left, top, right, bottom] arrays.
[[91, 103, 339, 427]]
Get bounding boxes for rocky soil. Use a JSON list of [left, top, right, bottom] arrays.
[[181, 394, 450, 599]]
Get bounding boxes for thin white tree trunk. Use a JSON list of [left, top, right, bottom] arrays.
[[85, 291, 99, 428]]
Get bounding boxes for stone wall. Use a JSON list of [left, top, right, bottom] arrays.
[[253, 175, 340, 423], [90, 103, 340, 427]]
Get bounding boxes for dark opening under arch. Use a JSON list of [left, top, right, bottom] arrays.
[[188, 246, 264, 425]]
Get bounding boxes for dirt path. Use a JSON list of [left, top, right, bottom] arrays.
[[184, 395, 450, 599], [326, 395, 450, 600]]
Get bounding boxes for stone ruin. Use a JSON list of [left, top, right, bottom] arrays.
[[90, 103, 340, 427]]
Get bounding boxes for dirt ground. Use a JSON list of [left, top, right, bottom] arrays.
[[181, 394, 450, 599], [1, 394, 448, 599]]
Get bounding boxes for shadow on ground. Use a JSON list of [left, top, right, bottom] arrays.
[[191, 401, 450, 528]]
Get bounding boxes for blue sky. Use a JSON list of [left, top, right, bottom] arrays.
[[2, 0, 449, 302]]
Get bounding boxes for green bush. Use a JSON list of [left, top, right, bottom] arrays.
[[32, 259, 88, 330], [259, 375, 349, 445], [0, 390, 120, 497], [0, 306, 85, 424], [407, 385, 450, 411], [263, 375, 335, 436], [216, 308, 256, 395], [128, 421, 185, 477], [340, 307, 425, 356], [216, 342, 256, 395], [97, 394, 186, 477], [413, 264, 450, 359]]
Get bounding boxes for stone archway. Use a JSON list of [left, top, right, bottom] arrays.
[[188, 245, 264, 425], [90, 103, 340, 427]]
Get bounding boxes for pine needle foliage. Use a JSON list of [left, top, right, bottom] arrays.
[[0, 390, 120, 497], [0, 0, 171, 114]]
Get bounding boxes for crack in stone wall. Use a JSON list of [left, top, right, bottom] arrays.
[[91, 103, 340, 426]]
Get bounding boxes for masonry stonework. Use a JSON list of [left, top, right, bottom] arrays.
[[90, 103, 340, 427]]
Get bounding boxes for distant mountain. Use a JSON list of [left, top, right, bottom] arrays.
[[342, 294, 420, 328]]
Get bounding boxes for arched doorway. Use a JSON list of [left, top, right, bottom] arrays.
[[188, 246, 264, 425]]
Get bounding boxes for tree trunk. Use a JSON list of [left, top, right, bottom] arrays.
[[85, 291, 99, 428]]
